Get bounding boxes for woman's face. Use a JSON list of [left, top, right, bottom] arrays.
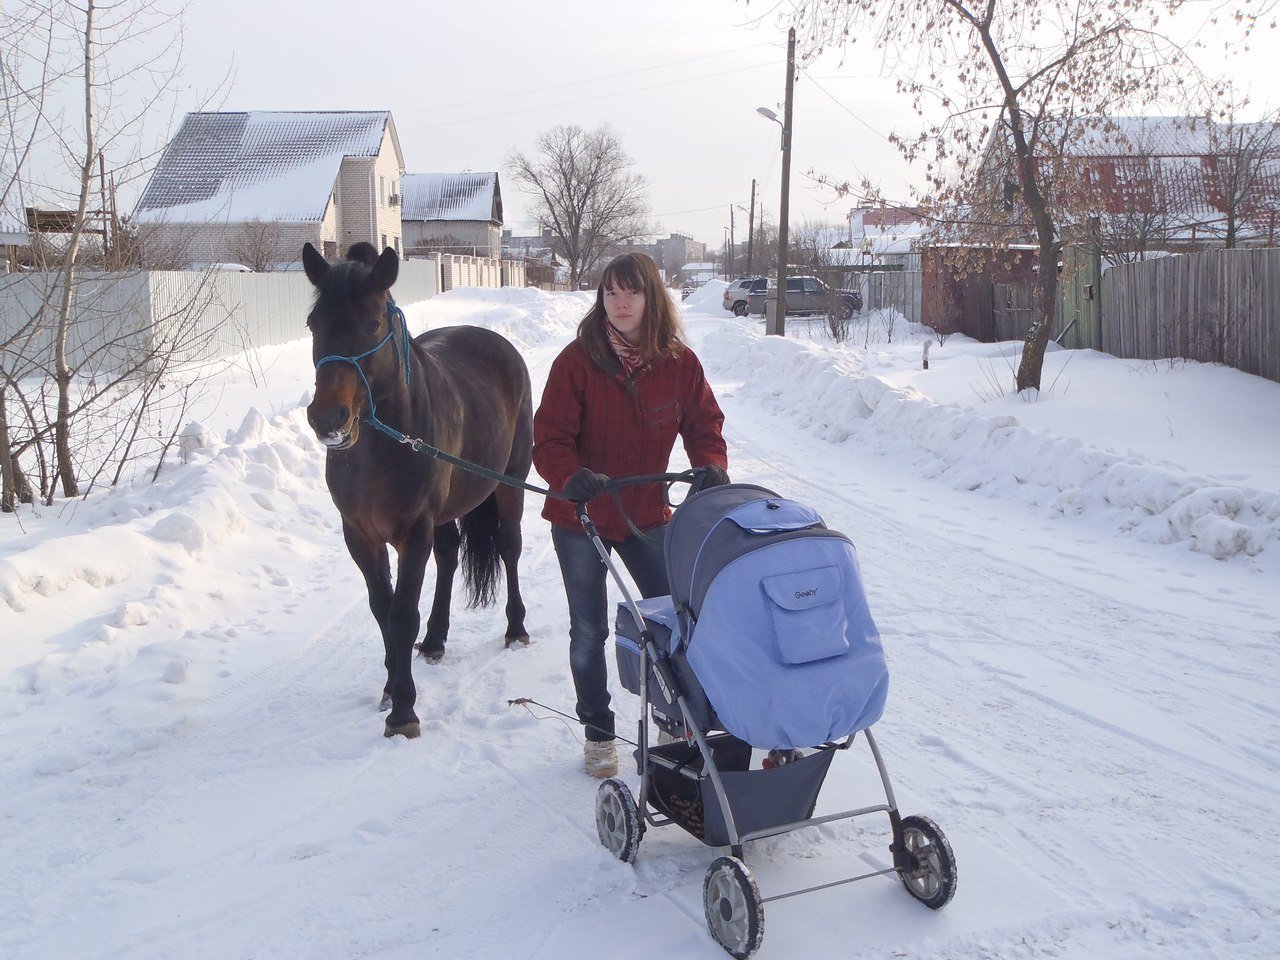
[[603, 280, 645, 342]]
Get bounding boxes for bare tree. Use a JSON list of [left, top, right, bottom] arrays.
[[792, 219, 858, 341], [1, 0, 234, 511], [785, 0, 1271, 392], [506, 124, 650, 287], [1202, 98, 1280, 248], [230, 218, 291, 272]]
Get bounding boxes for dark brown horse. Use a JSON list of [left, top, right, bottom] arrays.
[[302, 241, 532, 738]]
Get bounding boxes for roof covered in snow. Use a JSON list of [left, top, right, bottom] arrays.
[[401, 172, 501, 223], [132, 110, 402, 224]]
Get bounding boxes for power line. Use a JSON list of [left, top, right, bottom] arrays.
[[398, 43, 776, 120]]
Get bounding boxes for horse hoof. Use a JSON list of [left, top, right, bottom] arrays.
[[384, 719, 421, 739], [419, 647, 445, 663], [379, 694, 392, 712], [504, 634, 530, 649]]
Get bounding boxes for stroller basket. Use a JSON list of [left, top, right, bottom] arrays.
[[614, 596, 715, 732], [641, 735, 836, 847]]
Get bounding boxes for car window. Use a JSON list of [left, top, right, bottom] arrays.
[[803, 280, 823, 294], [785, 278, 802, 292]]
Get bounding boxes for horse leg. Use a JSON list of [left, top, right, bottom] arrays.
[[342, 525, 397, 711], [494, 484, 529, 647], [420, 520, 459, 662], [379, 525, 432, 738]]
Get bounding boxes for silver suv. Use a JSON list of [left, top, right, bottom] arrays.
[[722, 277, 768, 316], [747, 276, 863, 320]]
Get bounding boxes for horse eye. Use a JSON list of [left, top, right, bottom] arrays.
[[367, 319, 381, 334]]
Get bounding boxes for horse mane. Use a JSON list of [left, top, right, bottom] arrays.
[[346, 242, 379, 266]]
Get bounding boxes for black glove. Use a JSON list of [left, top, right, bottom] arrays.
[[563, 467, 609, 502], [699, 464, 730, 488]]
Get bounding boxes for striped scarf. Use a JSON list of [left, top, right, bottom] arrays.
[[606, 320, 646, 376]]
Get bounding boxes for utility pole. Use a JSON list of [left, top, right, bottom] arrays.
[[729, 204, 735, 278], [747, 178, 756, 275], [768, 28, 795, 337]]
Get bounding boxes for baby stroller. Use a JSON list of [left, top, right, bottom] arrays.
[[577, 474, 957, 959]]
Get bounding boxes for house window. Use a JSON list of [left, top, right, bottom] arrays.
[[380, 176, 386, 206], [381, 233, 387, 250], [394, 237, 401, 255]]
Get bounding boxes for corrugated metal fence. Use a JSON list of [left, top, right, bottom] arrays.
[[864, 270, 922, 324], [1103, 248, 1280, 382], [1, 253, 528, 377]]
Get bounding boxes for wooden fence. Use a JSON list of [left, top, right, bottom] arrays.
[[1103, 248, 1280, 383]]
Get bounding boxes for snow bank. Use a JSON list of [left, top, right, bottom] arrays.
[[699, 322, 1279, 561]]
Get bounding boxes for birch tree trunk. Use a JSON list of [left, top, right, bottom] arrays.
[[51, 0, 97, 500]]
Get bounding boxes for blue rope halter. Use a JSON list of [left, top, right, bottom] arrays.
[[309, 293, 569, 500], [313, 295, 411, 437]]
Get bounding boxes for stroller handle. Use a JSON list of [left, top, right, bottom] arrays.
[[572, 467, 718, 522]]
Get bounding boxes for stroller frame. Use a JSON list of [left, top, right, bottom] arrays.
[[577, 474, 957, 959]]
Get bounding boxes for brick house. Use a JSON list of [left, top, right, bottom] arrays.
[[131, 110, 405, 269], [978, 115, 1280, 253]]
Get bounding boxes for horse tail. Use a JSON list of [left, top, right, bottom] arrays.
[[459, 492, 502, 608]]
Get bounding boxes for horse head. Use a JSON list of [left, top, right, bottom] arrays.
[[303, 242, 402, 450]]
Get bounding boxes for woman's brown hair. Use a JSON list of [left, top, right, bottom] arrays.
[[577, 253, 684, 364]]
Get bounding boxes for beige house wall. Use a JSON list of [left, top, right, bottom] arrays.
[[141, 220, 323, 269], [338, 128, 403, 256], [404, 221, 499, 259]]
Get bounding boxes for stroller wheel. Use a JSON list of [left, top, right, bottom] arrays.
[[896, 815, 957, 909], [595, 778, 642, 863], [702, 856, 764, 958]]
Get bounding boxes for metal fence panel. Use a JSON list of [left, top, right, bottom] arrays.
[[864, 270, 921, 324]]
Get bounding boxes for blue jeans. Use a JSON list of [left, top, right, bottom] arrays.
[[551, 524, 669, 743]]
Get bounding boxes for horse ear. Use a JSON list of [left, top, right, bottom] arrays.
[[302, 243, 328, 287], [372, 245, 399, 292]]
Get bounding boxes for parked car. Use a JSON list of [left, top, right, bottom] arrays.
[[722, 276, 768, 316], [747, 276, 863, 320]]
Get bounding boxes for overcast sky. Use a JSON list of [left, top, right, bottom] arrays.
[[164, 0, 1280, 252]]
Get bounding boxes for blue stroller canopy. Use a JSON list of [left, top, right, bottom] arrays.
[[664, 485, 888, 749]]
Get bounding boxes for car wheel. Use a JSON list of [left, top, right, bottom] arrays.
[[732, 302, 747, 317]]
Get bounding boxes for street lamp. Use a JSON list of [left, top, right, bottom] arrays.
[[757, 27, 795, 337]]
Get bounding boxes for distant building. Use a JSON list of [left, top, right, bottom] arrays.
[[847, 205, 929, 271], [977, 115, 1280, 252], [131, 110, 405, 269], [501, 228, 567, 287], [401, 172, 503, 260], [654, 233, 706, 275]]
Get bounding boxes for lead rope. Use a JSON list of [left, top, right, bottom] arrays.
[[314, 296, 703, 539]]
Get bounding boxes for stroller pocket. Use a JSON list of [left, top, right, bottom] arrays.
[[762, 565, 849, 664]]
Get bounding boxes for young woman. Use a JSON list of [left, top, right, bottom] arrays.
[[533, 253, 729, 778]]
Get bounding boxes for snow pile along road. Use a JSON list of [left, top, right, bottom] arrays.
[[699, 322, 1279, 561]]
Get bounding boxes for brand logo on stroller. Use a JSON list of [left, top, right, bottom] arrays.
[[794, 588, 818, 599]]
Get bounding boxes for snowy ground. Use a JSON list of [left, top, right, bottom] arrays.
[[2, 280, 1277, 959]]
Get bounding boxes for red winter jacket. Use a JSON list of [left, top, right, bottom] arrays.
[[533, 334, 728, 542]]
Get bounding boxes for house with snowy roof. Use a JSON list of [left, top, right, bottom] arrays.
[[974, 115, 1280, 253], [400, 172, 503, 260], [131, 110, 405, 269], [846, 205, 929, 270]]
